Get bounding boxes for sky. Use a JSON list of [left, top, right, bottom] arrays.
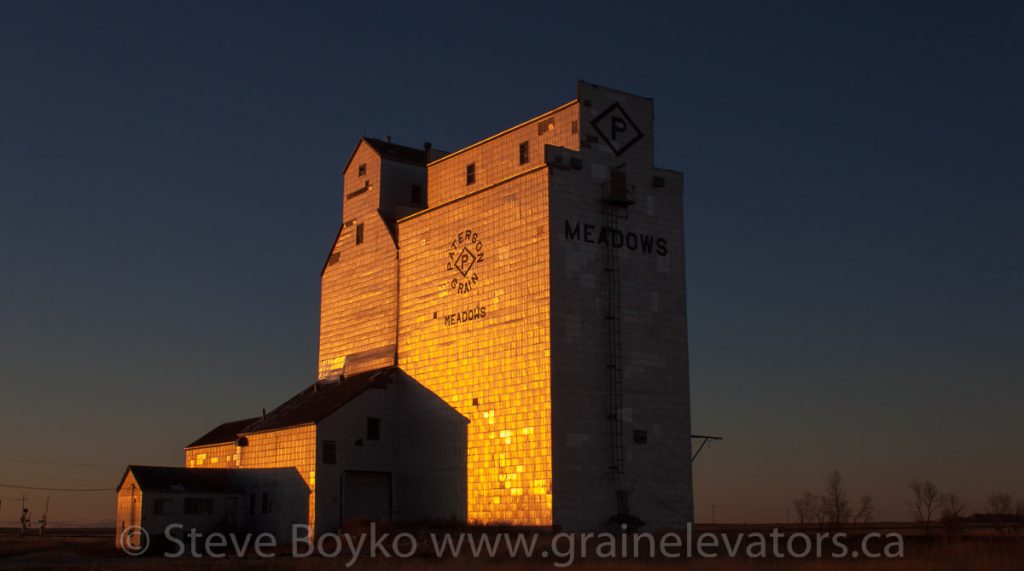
[[1, 1, 1022, 525]]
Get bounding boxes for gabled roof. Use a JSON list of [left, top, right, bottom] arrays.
[[364, 138, 434, 165], [187, 417, 259, 448], [119, 465, 242, 494], [240, 367, 395, 435], [182, 368, 398, 449], [342, 137, 440, 174]]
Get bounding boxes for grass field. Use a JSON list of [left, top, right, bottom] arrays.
[[0, 527, 1021, 570]]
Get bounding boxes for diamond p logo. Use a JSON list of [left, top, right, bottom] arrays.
[[591, 102, 643, 156], [446, 230, 484, 294], [453, 246, 476, 277]]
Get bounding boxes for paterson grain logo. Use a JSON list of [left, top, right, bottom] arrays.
[[446, 230, 484, 294]]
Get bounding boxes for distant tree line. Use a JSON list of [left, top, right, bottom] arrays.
[[792, 470, 874, 530], [910, 479, 1024, 536], [793, 471, 1024, 535]]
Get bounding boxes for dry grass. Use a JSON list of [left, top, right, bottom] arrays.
[[0, 530, 1021, 570]]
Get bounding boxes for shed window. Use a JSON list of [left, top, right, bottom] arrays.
[[355, 223, 364, 245], [323, 440, 337, 464], [184, 498, 213, 515], [367, 417, 381, 441], [466, 163, 475, 185], [358, 163, 366, 176], [153, 499, 172, 515], [519, 141, 529, 165]]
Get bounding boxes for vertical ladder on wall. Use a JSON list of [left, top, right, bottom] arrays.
[[602, 167, 634, 524]]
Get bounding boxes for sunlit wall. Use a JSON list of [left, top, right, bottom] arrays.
[[398, 168, 556, 525], [318, 142, 400, 379]]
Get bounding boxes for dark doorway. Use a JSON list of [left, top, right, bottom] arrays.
[[342, 471, 392, 521], [225, 496, 239, 529]]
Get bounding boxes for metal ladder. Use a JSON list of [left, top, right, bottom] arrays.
[[602, 168, 634, 523]]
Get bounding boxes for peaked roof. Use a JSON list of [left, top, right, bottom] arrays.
[[243, 367, 394, 434], [182, 368, 397, 449], [342, 137, 439, 174], [119, 465, 242, 493], [187, 417, 259, 448], [364, 138, 434, 165]]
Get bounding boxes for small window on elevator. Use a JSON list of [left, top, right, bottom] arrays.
[[538, 117, 555, 135], [466, 163, 476, 185], [323, 440, 337, 464], [355, 223, 364, 245], [519, 141, 529, 165], [367, 417, 381, 441]]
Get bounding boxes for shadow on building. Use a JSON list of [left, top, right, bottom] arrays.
[[115, 465, 309, 552], [118, 368, 467, 544]]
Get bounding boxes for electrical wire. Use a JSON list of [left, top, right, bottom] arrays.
[[0, 457, 123, 469], [0, 484, 112, 492]]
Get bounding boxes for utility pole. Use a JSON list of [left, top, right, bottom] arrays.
[[38, 496, 49, 536], [19, 494, 30, 536]]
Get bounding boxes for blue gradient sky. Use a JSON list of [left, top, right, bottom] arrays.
[[1, 1, 1021, 525]]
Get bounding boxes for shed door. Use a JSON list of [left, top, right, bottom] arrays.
[[224, 497, 239, 529], [342, 471, 391, 521]]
